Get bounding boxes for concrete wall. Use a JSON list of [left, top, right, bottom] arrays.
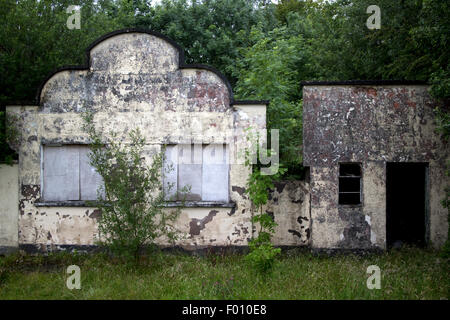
[[303, 84, 449, 249], [0, 163, 19, 253], [6, 31, 271, 251], [266, 180, 311, 246]]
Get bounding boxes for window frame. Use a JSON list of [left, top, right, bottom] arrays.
[[162, 143, 231, 204], [39, 144, 104, 203], [338, 162, 363, 206]]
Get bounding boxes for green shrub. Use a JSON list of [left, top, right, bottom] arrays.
[[81, 111, 182, 263], [246, 240, 281, 274]]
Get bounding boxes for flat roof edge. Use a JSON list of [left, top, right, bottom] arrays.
[[301, 80, 428, 86], [231, 100, 270, 106]]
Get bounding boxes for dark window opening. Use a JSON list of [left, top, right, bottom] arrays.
[[339, 163, 361, 205], [386, 162, 427, 247]]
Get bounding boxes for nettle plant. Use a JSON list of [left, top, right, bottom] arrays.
[[81, 112, 182, 262], [244, 128, 286, 274]]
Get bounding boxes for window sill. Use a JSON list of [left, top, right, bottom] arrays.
[[338, 204, 363, 208], [162, 201, 236, 208], [34, 200, 236, 208], [34, 200, 100, 207]]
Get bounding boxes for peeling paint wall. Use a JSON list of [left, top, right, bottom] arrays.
[[265, 181, 311, 246], [5, 31, 270, 251], [303, 85, 449, 249]]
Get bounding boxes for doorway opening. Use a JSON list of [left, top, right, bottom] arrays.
[[386, 162, 428, 247]]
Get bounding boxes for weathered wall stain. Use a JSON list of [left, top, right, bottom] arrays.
[[231, 186, 246, 198], [88, 209, 102, 220], [264, 180, 311, 246], [189, 210, 218, 236], [19, 185, 40, 216]]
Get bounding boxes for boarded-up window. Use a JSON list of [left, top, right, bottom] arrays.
[[338, 163, 361, 205], [42, 145, 103, 201], [163, 144, 229, 202]]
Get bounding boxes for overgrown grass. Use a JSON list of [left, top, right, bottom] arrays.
[[0, 247, 448, 300]]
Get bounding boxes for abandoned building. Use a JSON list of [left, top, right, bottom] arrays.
[[302, 81, 449, 249], [0, 29, 448, 254]]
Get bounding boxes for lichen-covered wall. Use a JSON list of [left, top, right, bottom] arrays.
[[303, 84, 449, 249], [6, 31, 271, 251]]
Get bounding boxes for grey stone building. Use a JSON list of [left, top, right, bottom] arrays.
[[302, 81, 449, 249]]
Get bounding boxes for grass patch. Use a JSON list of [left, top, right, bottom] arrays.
[[0, 247, 448, 299]]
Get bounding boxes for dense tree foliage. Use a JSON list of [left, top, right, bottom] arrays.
[[233, 0, 449, 174], [0, 0, 123, 104], [1, 0, 448, 175], [130, 0, 278, 85], [232, 20, 309, 174]]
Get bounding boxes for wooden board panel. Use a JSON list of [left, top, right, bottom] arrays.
[[43, 146, 79, 201], [79, 147, 104, 200], [202, 144, 229, 201]]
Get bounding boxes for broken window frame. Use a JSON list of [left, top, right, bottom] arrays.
[[338, 162, 362, 205]]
